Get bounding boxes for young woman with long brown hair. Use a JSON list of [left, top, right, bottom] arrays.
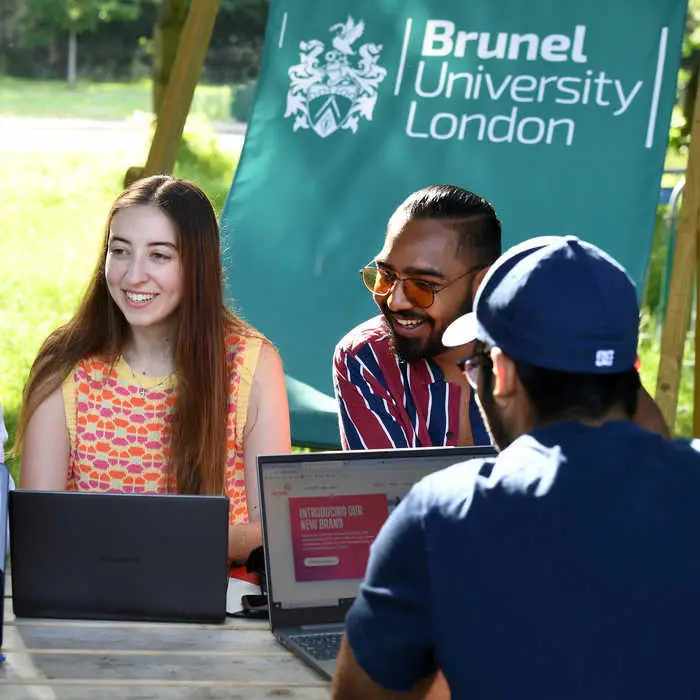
[[16, 175, 291, 562]]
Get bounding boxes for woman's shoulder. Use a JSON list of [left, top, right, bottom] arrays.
[[223, 317, 283, 384], [255, 339, 283, 371]]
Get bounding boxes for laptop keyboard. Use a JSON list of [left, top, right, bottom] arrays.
[[289, 631, 343, 660]]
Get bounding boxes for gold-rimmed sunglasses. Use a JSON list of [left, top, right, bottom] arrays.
[[360, 263, 485, 309]]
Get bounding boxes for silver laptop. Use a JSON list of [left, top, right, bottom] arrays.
[[10, 490, 230, 623], [258, 445, 496, 679]]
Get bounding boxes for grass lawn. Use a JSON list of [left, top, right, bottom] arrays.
[[0, 151, 120, 480], [0, 76, 234, 122]]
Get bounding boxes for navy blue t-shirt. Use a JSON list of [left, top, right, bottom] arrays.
[[345, 421, 700, 698]]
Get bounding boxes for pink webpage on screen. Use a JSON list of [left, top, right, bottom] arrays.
[[288, 494, 389, 581]]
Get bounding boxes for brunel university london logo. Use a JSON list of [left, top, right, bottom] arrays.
[[285, 16, 388, 138]]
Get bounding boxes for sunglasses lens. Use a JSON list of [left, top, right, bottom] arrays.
[[457, 356, 480, 389], [361, 269, 435, 307], [403, 280, 435, 308], [362, 268, 393, 295]]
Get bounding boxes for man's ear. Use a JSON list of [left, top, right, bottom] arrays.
[[490, 347, 517, 400], [471, 266, 490, 299]]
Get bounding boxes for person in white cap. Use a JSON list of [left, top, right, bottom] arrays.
[[332, 236, 700, 700]]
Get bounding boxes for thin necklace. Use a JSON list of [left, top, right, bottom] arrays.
[[123, 355, 174, 397]]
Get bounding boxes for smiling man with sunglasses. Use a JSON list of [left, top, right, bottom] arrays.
[[332, 236, 700, 700], [333, 184, 500, 449]]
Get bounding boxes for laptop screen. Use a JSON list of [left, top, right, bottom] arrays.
[[259, 446, 495, 612]]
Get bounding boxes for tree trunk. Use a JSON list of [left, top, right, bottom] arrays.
[[67, 28, 77, 86], [48, 36, 60, 67], [152, 0, 189, 118]]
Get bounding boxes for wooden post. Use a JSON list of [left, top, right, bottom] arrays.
[[124, 0, 221, 186], [152, 0, 190, 118], [656, 78, 700, 434], [695, 152, 700, 436]]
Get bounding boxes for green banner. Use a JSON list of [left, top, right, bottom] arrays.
[[222, 0, 687, 396]]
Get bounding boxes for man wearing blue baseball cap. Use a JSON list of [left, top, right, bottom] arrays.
[[332, 236, 700, 700]]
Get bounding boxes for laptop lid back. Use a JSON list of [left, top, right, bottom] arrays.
[[10, 491, 229, 623], [259, 446, 496, 631]]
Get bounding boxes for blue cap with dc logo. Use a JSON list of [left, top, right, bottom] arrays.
[[442, 236, 639, 373]]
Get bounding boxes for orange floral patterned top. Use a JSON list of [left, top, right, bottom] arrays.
[[61, 331, 263, 525]]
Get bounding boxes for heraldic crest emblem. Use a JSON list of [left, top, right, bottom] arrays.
[[285, 16, 388, 138]]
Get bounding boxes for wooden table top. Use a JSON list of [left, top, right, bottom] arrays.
[[0, 571, 330, 699]]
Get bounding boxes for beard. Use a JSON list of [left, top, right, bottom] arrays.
[[476, 379, 515, 451], [382, 292, 475, 364], [386, 312, 445, 363]]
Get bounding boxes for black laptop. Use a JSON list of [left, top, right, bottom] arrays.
[[9, 490, 229, 623], [258, 445, 496, 679]]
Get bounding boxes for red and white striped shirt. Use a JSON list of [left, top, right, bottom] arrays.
[[333, 316, 490, 450]]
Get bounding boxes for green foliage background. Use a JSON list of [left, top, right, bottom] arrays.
[[0, 0, 270, 83]]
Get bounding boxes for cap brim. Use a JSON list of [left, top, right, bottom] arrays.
[[442, 312, 478, 347]]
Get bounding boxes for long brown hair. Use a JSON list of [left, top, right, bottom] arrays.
[[17, 175, 257, 495]]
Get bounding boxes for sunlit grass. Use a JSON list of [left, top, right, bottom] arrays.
[[0, 151, 122, 479], [0, 76, 234, 122]]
